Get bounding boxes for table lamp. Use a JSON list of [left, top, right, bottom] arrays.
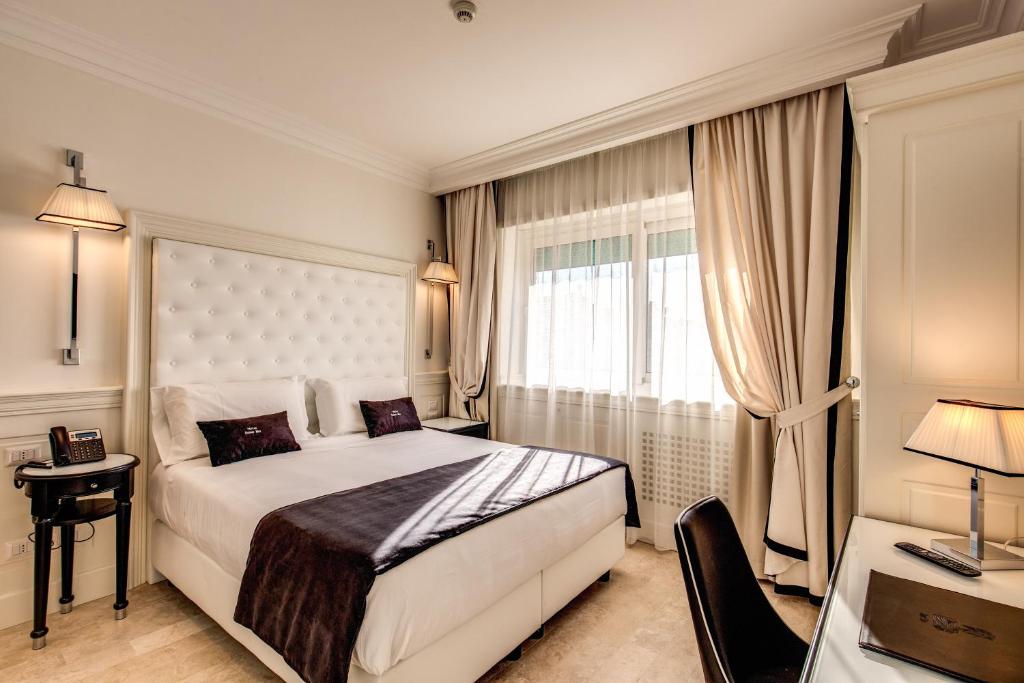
[[904, 399, 1024, 570]]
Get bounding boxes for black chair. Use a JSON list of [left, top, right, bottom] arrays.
[[674, 496, 809, 682]]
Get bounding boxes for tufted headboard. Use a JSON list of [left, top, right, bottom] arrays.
[[122, 211, 419, 586], [152, 238, 409, 387]]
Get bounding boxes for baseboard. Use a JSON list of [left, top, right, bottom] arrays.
[[0, 562, 116, 632]]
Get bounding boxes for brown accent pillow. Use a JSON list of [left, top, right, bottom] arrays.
[[359, 397, 422, 438], [197, 410, 301, 467]]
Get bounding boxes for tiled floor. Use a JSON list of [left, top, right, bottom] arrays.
[[0, 542, 818, 682]]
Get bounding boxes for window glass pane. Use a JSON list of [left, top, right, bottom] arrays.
[[647, 228, 696, 258], [528, 238, 632, 392], [647, 229, 731, 407], [534, 235, 632, 272]]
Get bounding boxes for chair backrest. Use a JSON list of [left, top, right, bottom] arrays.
[[674, 496, 802, 683]]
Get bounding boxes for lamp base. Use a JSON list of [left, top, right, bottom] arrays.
[[931, 537, 1024, 571]]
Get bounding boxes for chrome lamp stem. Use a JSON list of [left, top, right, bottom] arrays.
[[63, 227, 80, 365]]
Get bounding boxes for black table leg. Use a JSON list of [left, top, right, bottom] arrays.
[[59, 525, 75, 614], [113, 500, 131, 620], [31, 520, 52, 649]]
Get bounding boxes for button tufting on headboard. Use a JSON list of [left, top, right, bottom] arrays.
[[152, 239, 409, 388]]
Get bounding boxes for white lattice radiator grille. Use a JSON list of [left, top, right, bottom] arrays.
[[638, 431, 732, 507]]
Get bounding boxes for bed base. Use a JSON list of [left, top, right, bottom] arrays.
[[151, 516, 625, 682]]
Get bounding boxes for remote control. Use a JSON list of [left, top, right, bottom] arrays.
[[894, 542, 981, 577]]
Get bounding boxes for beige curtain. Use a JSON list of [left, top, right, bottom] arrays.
[[444, 183, 497, 420], [692, 84, 853, 598]]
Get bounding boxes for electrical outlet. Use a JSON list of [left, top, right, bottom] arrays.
[[427, 399, 439, 417], [4, 538, 31, 562], [5, 443, 45, 467]]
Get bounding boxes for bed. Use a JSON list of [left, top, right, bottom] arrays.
[[123, 218, 630, 683]]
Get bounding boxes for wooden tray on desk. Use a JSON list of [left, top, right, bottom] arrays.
[[859, 570, 1024, 683]]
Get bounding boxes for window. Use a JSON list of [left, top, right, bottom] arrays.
[[517, 195, 731, 408]]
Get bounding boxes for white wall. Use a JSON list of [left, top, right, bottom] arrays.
[[850, 34, 1024, 538], [0, 45, 448, 630]]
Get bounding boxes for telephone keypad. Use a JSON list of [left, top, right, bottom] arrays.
[[71, 440, 105, 462]]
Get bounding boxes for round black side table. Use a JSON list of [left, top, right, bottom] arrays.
[[13, 453, 139, 650]]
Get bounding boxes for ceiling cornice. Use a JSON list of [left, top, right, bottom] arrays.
[[427, 5, 922, 195], [888, 0, 1006, 63], [0, 1, 432, 190], [848, 30, 1024, 139], [5, 1, 1006, 199]]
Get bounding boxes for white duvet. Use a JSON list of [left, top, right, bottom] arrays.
[[149, 428, 626, 675]]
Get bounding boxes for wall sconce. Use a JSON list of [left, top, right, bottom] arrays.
[[421, 239, 458, 360], [35, 149, 125, 365]]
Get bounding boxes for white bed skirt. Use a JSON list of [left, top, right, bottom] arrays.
[[151, 515, 625, 682]]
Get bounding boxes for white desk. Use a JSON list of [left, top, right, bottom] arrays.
[[802, 516, 1024, 682]]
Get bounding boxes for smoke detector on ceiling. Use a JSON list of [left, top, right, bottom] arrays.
[[452, 1, 476, 24]]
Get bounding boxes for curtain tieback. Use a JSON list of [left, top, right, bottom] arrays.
[[776, 377, 860, 430]]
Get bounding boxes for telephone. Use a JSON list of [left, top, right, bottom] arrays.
[[49, 426, 107, 467]]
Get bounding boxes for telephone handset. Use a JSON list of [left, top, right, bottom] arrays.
[[49, 426, 107, 467]]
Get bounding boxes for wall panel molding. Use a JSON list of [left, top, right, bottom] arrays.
[[414, 370, 450, 419], [901, 114, 1023, 387], [901, 480, 1023, 539], [851, 34, 1024, 526], [416, 370, 450, 386], [0, 386, 122, 417]]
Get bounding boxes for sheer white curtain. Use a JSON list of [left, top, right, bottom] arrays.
[[491, 130, 734, 548]]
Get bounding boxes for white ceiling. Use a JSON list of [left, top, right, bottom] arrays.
[[10, 0, 1019, 183]]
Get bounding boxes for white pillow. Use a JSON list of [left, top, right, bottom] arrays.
[[310, 376, 409, 436], [161, 377, 310, 466], [150, 386, 177, 466]]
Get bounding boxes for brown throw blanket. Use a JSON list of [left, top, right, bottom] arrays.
[[234, 446, 640, 683]]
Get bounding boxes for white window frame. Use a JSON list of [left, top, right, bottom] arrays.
[[507, 193, 698, 397]]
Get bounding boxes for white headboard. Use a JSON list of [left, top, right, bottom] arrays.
[[152, 238, 409, 387], [121, 211, 418, 586]]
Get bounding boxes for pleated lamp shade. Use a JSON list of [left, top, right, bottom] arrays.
[[904, 399, 1024, 476], [422, 260, 459, 284], [36, 183, 126, 231]]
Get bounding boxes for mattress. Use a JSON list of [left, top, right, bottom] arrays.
[[149, 428, 626, 675]]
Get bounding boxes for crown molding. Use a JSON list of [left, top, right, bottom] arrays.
[[427, 5, 922, 194], [0, 386, 123, 417], [889, 0, 1007, 63], [0, 1, 431, 191], [8, 0, 1006, 198], [848, 30, 1024, 132]]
